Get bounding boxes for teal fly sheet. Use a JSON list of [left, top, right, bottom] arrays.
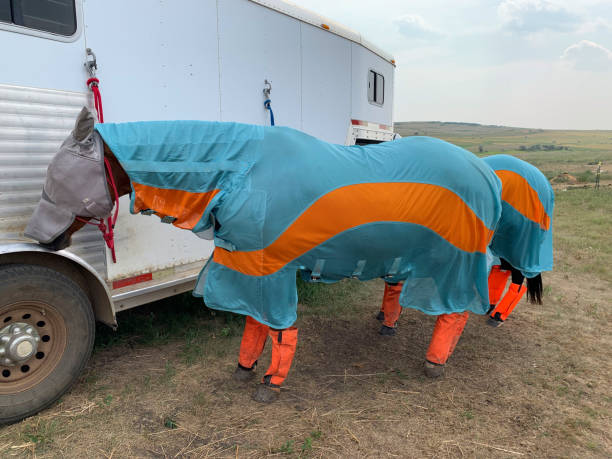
[[95, 121, 503, 328]]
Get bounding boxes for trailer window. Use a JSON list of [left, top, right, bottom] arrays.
[[0, 2, 11, 22], [368, 70, 384, 106], [0, 0, 76, 36]]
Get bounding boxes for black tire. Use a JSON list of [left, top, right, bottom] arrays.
[[0, 264, 95, 424]]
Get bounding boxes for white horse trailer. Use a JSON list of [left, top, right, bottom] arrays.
[[0, 0, 395, 422]]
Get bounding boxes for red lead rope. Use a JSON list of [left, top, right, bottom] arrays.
[[86, 78, 104, 123], [80, 76, 119, 262], [76, 158, 119, 263]]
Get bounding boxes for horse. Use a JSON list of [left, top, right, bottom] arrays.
[[375, 154, 554, 378], [26, 107, 504, 402]]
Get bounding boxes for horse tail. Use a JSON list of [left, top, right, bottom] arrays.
[[500, 258, 543, 305], [526, 274, 543, 305]]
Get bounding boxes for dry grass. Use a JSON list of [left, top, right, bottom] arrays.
[[0, 254, 610, 457]]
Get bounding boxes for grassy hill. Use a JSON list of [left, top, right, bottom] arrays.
[[394, 121, 612, 183]]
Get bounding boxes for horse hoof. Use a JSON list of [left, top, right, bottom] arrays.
[[232, 365, 256, 382], [252, 384, 280, 403], [486, 316, 504, 328], [375, 311, 385, 321], [379, 325, 396, 336], [424, 361, 445, 378]]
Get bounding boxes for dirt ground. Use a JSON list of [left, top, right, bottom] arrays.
[[1, 265, 610, 458]]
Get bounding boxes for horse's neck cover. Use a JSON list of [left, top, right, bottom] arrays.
[[483, 155, 554, 277], [95, 121, 257, 234], [95, 121, 502, 329]]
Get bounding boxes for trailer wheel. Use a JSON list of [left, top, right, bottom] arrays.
[[0, 264, 95, 424]]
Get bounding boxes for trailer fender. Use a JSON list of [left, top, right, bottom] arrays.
[[0, 243, 116, 328]]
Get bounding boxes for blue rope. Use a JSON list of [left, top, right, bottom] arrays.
[[264, 99, 275, 126]]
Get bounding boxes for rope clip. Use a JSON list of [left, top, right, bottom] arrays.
[[263, 79, 272, 98], [84, 48, 98, 78], [263, 80, 275, 126]]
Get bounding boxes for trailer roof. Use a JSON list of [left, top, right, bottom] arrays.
[[249, 0, 395, 65]]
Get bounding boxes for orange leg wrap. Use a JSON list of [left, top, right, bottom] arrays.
[[263, 327, 298, 387], [238, 316, 269, 369], [381, 282, 403, 327], [425, 311, 469, 365], [488, 265, 511, 306], [489, 283, 527, 321]]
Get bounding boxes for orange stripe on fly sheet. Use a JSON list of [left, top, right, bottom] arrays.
[[214, 182, 495, 276], [495, 170, 551, 230], [132, 183, 220, 230]]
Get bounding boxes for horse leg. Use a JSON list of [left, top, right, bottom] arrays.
[[424, 311, 469, 378], [488, 263, 527, 327], [487, 265, 511, 312], [233, 316, 269, 382], [379, 282, 403, 336], [252, 326, 298, 403], [487, 283, 527, 327]]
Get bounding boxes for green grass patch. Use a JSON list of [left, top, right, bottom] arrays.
[[297, 276, 377, 318], [94, 293, 243, 353], [20, 419, 65, 451], [164, 417, 178, 429], [276, 440, 294, 454], [553, 188, 612, 283]]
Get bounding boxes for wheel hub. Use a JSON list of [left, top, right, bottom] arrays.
[[1, 300, 68, 394], [0, 322, 40, 366]]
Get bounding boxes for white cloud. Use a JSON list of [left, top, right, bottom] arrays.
[[577, 17, 612, 34], [498, 0, 582, 32], [393, 14, 443, 40], [561, 40, 612, 71]]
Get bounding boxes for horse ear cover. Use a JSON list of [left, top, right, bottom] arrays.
[[73, 106, 95, 142]]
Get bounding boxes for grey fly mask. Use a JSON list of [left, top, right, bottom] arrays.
[[25, 107, 114, 244]]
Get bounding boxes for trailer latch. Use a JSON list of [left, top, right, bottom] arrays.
[[84, 48, 98, 78]]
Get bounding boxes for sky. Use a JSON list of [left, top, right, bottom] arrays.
[[291, 0, 612, 129]]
